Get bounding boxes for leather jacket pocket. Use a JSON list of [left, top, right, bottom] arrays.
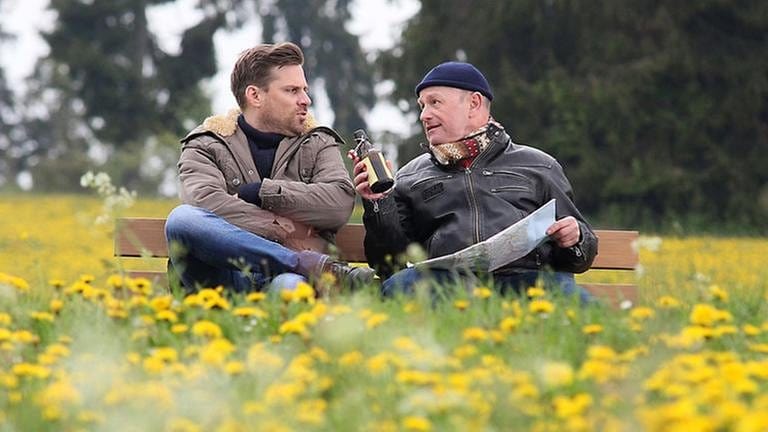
[[410, 174, 454, 202]]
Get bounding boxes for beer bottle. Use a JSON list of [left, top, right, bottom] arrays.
[[353, 129, 395, 193]]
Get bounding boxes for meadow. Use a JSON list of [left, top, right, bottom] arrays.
[[1, 193, 768, 431]]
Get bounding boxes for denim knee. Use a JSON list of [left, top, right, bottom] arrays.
[[165, 204, 203, 239]]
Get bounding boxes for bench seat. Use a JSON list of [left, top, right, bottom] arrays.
[[115, 218, 639, 306]]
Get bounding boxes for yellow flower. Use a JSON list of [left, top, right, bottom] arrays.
[[748, 343, 768, 354], [192, 320, 223, 338], [690, 304, 732, 327], [49, 299, 64, 313], [128, 278, 152, 296], [279, 320, 308, 337], [529, 299, 555, 314], [30, 311, 55, 322], [527, 287, 546, 298], [36, 377, 82, 405], [472, 287, 492, 299], [709, 284, 728, 302], [339, 351, 364, 367], [198, 338, 236, 365], [582, 324, 603, 335], [233, 306, 267, 319], [586, 345, 617, 361], [366, 313, 389, 329], [106, 274, 127, 290], [553, 393, 592, 418], [463, 327, 489, 342], [296, 399, 327, 425], [293, 281, 316, 303], [246, 291, 267, 302], [453, 299, 470, 311], [657, 295, 681, 309], [540, 361, 574, 388], [630, 306, 655, 321], [12, 362, 51, 379], [0, 313, 11, 326], [0, 272, 30, 292], [743, 324, 762, 336], [224, 361, 246, 375], [453, 344, 478, 359], [171, 324, 188, 334], [156, 310, 178, 323], [499, 316, 520, 332], [402, 415, 431, 431], [12, 330, 39, 344], [150, 295, 173, 312], [280, 289, 295, 303]]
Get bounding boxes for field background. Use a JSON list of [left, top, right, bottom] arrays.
[[2, 193, 765, 301], [3, 194, 768, 431]]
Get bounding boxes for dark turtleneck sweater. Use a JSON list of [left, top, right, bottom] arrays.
[[236, 114, 285, 207]]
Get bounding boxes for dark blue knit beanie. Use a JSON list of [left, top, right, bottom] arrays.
[[415, 61, 493, 101]]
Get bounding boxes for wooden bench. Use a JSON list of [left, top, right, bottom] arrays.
[[115, 218, 639, 306]]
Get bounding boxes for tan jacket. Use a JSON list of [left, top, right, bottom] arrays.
[[177, 109, 355, 252]]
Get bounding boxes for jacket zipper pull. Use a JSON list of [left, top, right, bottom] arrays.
[[372, 199, 379, 213]]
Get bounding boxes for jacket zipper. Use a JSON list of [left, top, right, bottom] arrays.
[[465, 168, 480, 244], [465, 133, 503, 244], [410, 174, 454, 190], [482, 169, 528, 180], [490, 185, 529, 193]]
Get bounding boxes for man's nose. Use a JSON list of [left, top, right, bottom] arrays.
[[419, 106, 431, 122], [299, 91, 311, 107]]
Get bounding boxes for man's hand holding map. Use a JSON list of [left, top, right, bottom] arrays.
[[416, 199, 556, 272]]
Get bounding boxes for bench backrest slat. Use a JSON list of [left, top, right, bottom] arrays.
[[115, 218, 638, 270]]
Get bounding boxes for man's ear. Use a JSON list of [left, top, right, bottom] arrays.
[[244, 85, 262, 108], [468, 92, 484, 114]]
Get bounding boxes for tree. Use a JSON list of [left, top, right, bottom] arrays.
[[16, 0, 237, 192], [259, 0, 375, 135], [0, 0, 21, 188], [382, 0, 768, 233]]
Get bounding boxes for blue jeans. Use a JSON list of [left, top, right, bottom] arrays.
[[165, 205, 306, 292], [381, 267, 591, 303]]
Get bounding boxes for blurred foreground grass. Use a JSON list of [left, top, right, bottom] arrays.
[[2, 193, 768, 430]]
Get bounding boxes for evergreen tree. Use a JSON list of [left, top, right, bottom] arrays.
[[18, 0, 234, 191], [0, 0, 19, 188], [382, 0, 768, 232], [259, 0, 375, 135]]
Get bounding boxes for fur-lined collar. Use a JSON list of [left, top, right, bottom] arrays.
[[201, 108, 319, 137]]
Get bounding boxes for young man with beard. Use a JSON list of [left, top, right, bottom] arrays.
[[166, 42, 373, 292], [349, 62, 597, 300]]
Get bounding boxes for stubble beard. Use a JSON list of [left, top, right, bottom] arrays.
[[261, 109, 304, 137]]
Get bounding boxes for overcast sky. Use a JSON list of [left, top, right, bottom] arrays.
[[0, 0, 420, 135]]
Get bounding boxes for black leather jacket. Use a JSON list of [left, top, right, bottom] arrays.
[[362, 123, 597, 278]]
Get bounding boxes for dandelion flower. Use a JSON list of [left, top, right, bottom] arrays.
[[402, 415, 431, 431], [472, 287, 492, 299], [582, 324, 604, 335], [529, 300, 555, 314], [454, 299, 470, 311], [541, 361, 574, 388], [192, 320, 223, 338]]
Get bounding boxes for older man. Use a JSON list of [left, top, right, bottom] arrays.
[[350, 61, 597, 299], [166, 42, 373, 292]]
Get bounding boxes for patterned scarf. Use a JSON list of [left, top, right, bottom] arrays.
[[428, 119, 503, 166]]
